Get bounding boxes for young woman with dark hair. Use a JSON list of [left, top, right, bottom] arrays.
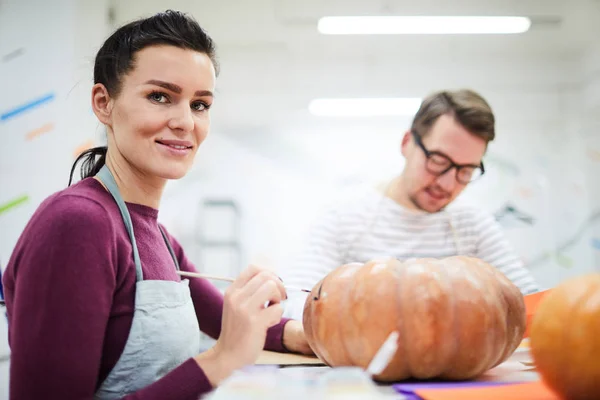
[[3, 10, 311, 400]]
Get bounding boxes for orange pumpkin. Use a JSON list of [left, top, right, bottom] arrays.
[[302, 256, 526, 381], [530, 273, 600, 400]]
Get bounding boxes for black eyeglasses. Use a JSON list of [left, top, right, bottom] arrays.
[[411, 131, 485, 184]]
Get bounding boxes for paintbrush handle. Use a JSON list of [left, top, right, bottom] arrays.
[[176, 270, 310, 293], [177, 270, 235, 282]]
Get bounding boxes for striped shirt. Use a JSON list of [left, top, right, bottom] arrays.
[[281, 187, 539, 320]]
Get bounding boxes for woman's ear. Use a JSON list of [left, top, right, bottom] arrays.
[[91, 84, 113, 126]]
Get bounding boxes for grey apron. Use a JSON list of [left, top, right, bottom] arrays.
[[95, 165, 202, 399]]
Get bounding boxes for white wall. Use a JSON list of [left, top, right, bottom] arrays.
[[160, 111, 599, 294], [106, 1, 600, 291], [159, 48, 600, 292], [580, 35, 600, 270], [0, 0, 109, 396]]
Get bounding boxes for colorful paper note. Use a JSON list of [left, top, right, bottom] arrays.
[[26, 122, 54, 140], [0, 194, 29, 216], [73, 139, 96, 158], [394, 381, 513, 399], [2, 47, 25, 63], [0, 92, 55, 121], [414, 381, 558, 400]]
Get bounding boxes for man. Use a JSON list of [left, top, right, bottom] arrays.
[[282, 89, 539, 320]]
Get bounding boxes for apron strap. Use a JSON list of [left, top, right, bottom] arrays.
[[96, 166, 144, 281], [159, 226, 180, 271]]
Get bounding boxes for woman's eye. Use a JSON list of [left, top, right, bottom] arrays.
[[192, 102, 210, 112], [148, 92, 168, 103]]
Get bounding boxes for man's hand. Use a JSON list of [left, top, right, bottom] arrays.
[[282, 320, 314, 355]]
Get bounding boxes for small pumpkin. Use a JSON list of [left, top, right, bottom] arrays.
[[530, 273, 600, 400], [303, 256, 526, 381]]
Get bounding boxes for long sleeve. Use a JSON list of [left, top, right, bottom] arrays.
[[280, 207, 344, 320], [5, 197, 118, 399], [473, 210, 540, 295], [166, 232, 291, 353], [3, 197, 215, 400]]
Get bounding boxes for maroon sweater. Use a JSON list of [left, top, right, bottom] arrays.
[[2, 178, 290, 399]]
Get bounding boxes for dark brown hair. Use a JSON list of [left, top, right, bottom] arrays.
[[69, 10, 218, 185], [411, 89, 495, 143]]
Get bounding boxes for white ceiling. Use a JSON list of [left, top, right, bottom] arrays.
[[113, 0, 595, 54], [110, 0, 599, 176]]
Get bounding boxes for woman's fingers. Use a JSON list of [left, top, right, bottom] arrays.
[[229, 264, 263, 290], [247, 277, 286, 311], [241, 270, 286, 303], [260, 303, 284, 328]]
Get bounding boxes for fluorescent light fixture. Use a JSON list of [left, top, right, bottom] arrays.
[[309, 98, 422, 117], [318, 16, 531, 35]]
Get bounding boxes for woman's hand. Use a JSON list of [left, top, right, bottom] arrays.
[[195, 264, 286, 386], [283, 320, 314, 355]]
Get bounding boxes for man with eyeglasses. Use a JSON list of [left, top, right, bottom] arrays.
[[281, 89, 539, 320]]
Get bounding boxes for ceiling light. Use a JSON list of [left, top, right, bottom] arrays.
[[308, 98, 422, 117], [318, 16, 531, 35]]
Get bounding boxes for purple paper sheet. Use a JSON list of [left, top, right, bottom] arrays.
[[392, 381, 517, 400]]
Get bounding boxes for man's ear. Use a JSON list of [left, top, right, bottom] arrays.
[[400, 130, 412, 157], [91, 83, 113, 126]]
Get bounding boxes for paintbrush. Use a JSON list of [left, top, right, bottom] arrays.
[[176, 270, 311, 293]]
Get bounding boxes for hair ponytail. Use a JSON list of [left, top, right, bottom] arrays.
[[68, 146, 108, 186]]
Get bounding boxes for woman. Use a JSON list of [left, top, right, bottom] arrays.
[[2, 10, 311, 400]]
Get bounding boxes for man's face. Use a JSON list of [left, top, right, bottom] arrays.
[[401, 114, 487, 212]]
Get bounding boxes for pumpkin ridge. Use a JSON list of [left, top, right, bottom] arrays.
[[308, 281, 321, 362], [398, 260, 409, 378], [445, 258, 459, 378], [501, 275, 515, 365], [480, 262, 504, 374], [337, 266, 355, 366], [374, 259, 409, 381], [490, 266, 524, 368], [465, 259, 496, 375], [347, 263, 373, 367], [441, 257, 488, 379], [489, 267, 510, 368], [313, 278, 334, 366], [489, 278, 508, 368]]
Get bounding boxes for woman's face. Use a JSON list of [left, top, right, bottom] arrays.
[[95, 44, 216, 180]]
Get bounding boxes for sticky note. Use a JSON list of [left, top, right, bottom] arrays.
[[0, 93, 55, 121], [414, 381, 558, 400], [0, 194, 29, 215], [26, 122, 54, 140]]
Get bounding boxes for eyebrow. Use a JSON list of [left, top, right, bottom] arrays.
[[145, 79, 213, 97], [431, 150, 482, 168], [413, 132, 481, 167]]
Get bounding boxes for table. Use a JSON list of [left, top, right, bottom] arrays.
[[205, 345, 540, 399]]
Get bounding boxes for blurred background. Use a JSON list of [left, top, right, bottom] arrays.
[[1, 0, 599, 395]]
